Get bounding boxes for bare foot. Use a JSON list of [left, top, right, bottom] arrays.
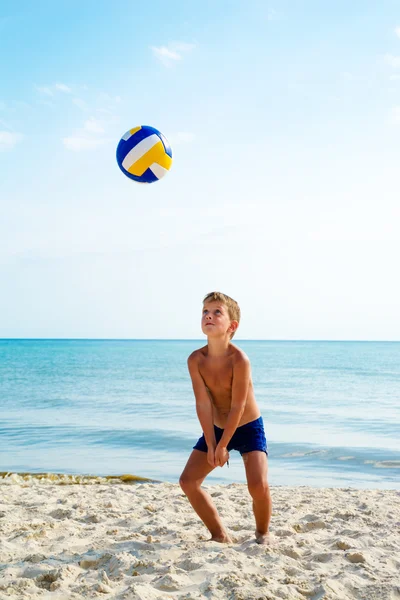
[[208, 533, 232, 544], [255, 530, 273, 545]]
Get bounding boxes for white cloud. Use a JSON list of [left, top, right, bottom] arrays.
[[395, 26, 400, 38], [62, 89, 121, 151], [36, 83, 72, 97], [84, 117, 105, 134], [384, 53, 400, 68], [63, 116, 112, 151], [151, 42, 195, 67], [62, 136, 105, 151], [0, 131, 23, 151], [55, 83, 72, 93], [151, 46, 181, 64]]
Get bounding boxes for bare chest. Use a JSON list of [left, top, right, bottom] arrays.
[[199, 359, 233, 396]]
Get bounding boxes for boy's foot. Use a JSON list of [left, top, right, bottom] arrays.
[[255, 530, 273, 545], [208, 533, 232, 544]]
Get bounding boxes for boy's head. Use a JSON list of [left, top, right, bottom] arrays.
[[202, 291, 241, 339]]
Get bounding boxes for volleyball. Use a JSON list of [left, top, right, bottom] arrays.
[[116, 125, 173, 184]]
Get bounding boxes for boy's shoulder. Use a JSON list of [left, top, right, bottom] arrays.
[[229, 344, 251, 366], [187, 346, 207, 364]]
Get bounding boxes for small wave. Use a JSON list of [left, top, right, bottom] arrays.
[[365, 461, 400, 470], [0, 471, 158, 485], [338, 456, 355, 461], [282, 450, 328, 458], [282, 452, 306, 457]]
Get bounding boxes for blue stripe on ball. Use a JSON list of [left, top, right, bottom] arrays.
[[116, 127, 153, 159], [159, 134, 172, 159], [140, 167, 159, 183]]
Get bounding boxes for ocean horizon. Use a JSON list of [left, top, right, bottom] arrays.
[[2, 338, 399, 341]]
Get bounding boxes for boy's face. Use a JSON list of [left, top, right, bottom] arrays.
[[201, 301, 238, 338]]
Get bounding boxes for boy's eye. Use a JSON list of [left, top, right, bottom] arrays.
[[215, 310, 221, 314]]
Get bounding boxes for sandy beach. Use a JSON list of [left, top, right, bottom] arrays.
[[0, 474, 399, 600]]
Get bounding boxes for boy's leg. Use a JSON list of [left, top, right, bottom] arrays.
[[242, 451, 272, 544], [179, 450, 231, 543]]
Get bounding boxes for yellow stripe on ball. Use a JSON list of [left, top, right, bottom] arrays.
[[128, 141, 173, 177]]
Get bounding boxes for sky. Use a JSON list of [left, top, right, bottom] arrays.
[[1, 0, 400, 340]]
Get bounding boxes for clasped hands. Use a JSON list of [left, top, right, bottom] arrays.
[[207, 444, 229, 468]]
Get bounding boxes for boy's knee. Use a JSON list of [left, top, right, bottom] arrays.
[[248, 480, 270, 501], [179, 473, 195, 494]]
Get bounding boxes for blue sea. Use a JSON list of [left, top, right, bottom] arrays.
[[0, 340, 399, 489]]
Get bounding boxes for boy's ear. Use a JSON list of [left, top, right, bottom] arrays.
[[229, 321, 239, 334]]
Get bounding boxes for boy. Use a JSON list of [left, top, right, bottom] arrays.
[[179, 292, 272, 544]]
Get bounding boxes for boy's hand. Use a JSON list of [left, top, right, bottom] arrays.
[[207, 447, 216, 467], [215, 445, 229, 467]]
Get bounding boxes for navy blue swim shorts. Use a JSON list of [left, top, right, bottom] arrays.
[[193, 416, 268, 456]]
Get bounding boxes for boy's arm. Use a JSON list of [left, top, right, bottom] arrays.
[[217, 354, 250, 452], [187, 353, 217, 453]]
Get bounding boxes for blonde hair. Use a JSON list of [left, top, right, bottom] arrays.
[[203, 291, 241, 338]]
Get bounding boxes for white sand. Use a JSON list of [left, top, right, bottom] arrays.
[[0, 474, 399, 599]]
